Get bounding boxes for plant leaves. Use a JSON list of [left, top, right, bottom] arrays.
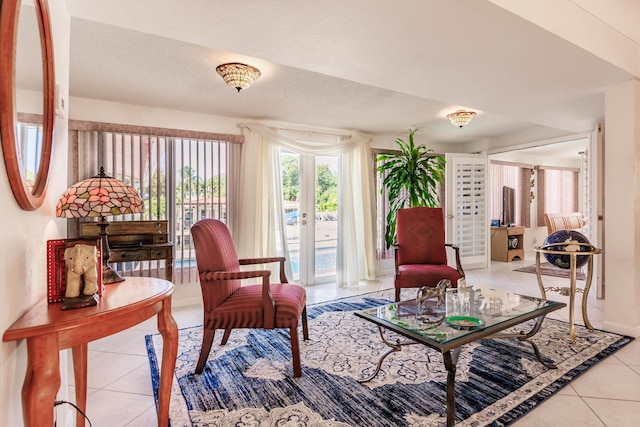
[[376, 129, 446, 248]]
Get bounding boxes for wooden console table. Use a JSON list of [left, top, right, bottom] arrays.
[[81, 220, 174, 281], [2, 277, 178, 427]]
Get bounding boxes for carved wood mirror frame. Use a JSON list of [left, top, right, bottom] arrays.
[[0, 0, 55, 210]]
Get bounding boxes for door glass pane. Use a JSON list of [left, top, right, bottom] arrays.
[[281, 151, 301, 281], [314, 156, 338, 278]]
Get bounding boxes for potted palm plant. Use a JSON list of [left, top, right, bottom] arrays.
[[377, 129, 446, 249]]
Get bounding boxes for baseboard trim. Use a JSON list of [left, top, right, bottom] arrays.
[[172, 296, 202, 308], [602, 320, 640, 338]]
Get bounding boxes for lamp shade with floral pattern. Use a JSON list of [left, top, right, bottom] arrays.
[[56, 167, 144, 284], [56, 167, 143, 219]]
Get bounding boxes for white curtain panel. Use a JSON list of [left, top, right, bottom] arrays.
[[227, 140, 243, 245], [238, 123, 376, 287]]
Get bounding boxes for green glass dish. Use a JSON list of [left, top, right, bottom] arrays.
[[445, 315, 485, 330]]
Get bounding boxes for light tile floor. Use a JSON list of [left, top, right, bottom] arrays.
[[67, 257, 639, 426]]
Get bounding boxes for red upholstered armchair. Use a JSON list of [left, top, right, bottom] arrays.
[[191, 219, 309, 377], [394, 207, 465, 301]]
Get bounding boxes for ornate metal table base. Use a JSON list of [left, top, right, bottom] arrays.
[[357, 325, 421, 383], [484, 315, 558, 369], [534, 247, 601, 343], [359, 317, 556, 426]]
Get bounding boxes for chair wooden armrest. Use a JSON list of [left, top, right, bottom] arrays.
[[445, 243, 465, 278], [393, 245, 400, 277], [200, 270, 270, 281], [199, 269, 276, 328], [239, 257, 288, 283]]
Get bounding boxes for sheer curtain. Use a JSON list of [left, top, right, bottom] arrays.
[[535, 166, 579, 226], [236, 123, 376, 287], [489, 161, 532, 227]]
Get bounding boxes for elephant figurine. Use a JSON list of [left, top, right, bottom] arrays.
[[64, 244, 99, 298]]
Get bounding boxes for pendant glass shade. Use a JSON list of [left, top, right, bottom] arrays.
[[447, 110, 476, 128], [216, 62, 261, 92]]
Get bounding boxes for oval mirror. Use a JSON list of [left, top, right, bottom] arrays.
[[0, 0, 55, 210]]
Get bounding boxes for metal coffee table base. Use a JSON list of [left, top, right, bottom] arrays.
[[359, 315, 557, 427]]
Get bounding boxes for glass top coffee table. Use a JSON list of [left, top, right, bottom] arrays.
[[355, 288, 566, 427]]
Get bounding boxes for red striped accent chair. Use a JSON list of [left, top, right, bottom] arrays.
[[191, 219, 309, 377], [394, 207, 465, 302]]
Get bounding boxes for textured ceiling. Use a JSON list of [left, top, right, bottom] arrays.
[[65, 0, 638, 150]]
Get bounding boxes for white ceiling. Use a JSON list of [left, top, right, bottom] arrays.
[[65, 0, 639, 150]]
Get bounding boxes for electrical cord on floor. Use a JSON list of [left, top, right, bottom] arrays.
[[54, 400, 92, 427]]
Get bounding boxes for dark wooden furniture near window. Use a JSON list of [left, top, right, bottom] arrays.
[[81, 220, 173, 281]]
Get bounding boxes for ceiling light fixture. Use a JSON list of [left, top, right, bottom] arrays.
[[216, 62, 261, 92], [447, 110, 476, 128]]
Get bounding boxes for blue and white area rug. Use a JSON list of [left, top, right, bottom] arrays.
[[146, 289, 632, 426]]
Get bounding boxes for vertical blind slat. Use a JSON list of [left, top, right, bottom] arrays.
[[72, 130, 228, 284]]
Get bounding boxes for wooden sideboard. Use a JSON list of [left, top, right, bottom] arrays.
[[80, 220, 173, 281], [490, 226, 525, 262]]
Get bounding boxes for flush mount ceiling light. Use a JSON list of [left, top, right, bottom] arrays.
[[216, 62, 261, 92], [447, 110, 477, 128]]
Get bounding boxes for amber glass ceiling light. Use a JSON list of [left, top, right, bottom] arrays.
[[56, 167, 144, 284], [447, 110, 477, 128], [216, 62, 261, 92]]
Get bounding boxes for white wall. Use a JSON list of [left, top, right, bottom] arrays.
[[369, 132, 464, 155], [603, 79, 640, 337], [0, 2, 71, 425], [69, 96, 243, 135]]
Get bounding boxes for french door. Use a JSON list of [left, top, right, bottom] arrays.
[[281, 151, 338, 285]]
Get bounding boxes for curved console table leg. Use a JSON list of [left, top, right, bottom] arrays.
[[72, 343, 88, 427], [23, 334, 60, 427], [157, 297, 178, 426]]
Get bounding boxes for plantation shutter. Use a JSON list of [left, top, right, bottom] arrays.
[[445, 153, 489, 269]]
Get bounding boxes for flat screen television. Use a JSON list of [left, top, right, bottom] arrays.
[[502, 186, 516, 226]]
